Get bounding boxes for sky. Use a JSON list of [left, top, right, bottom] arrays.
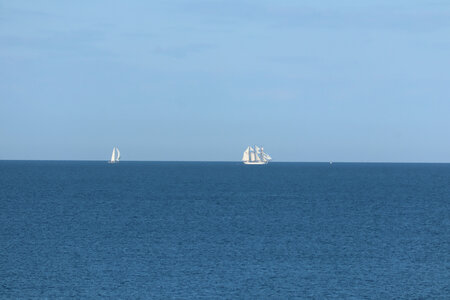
[[1, 0, 450, 162]]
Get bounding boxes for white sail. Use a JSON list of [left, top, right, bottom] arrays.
[[260, 147, 271, 161], [242, 145, 270, 164], [254, 145, 261, 161], [242, 147, 250, 161], [249, 147, 255, 161], [110, 147, 116, 162], [263, 153, 272, 161], [116, 148, 120, 161]]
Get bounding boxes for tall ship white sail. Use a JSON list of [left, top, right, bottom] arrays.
[[242, 145, 272, 165], [109, 147, 120, 163]]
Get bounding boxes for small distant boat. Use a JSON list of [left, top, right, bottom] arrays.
[[109, 147, 120, 163], [242, 145, 272, 165]]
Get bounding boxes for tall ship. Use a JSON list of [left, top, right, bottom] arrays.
[[109, 147, 120, 163], [242, 145, 272, 165]]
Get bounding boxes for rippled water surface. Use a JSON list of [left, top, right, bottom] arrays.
[[1, 161, 449, 298]]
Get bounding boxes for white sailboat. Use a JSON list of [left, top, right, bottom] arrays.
[[242, 145, 272, 165], [109, 147, 120, 163]]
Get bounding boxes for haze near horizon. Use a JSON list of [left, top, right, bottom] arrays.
[[1, 0, 450, 162]]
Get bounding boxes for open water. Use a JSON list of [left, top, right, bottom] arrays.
[[0, 161, 449, 298]]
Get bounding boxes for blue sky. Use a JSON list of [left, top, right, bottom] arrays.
[[1, 0, 450, 162]]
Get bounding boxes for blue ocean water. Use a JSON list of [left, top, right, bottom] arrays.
[[0, 161, 449, 299]]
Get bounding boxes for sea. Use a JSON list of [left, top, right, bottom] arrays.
[[0, 161, 449, 299]]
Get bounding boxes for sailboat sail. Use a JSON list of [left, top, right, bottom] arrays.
[[242, 147, 250, 161], [116, 148, 120, 161], [249, 147, 256, 161], [254, 145, 261, 161], [242, 145, 271, 164], [109, 146, 120, 163], [262, 153, 272, 161], [110, 147, 116, 162]]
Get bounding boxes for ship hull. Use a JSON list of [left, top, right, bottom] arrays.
[[243, 161, 268, 165]]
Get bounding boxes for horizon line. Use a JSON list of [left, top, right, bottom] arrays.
[[0, 159, 449, 164]]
